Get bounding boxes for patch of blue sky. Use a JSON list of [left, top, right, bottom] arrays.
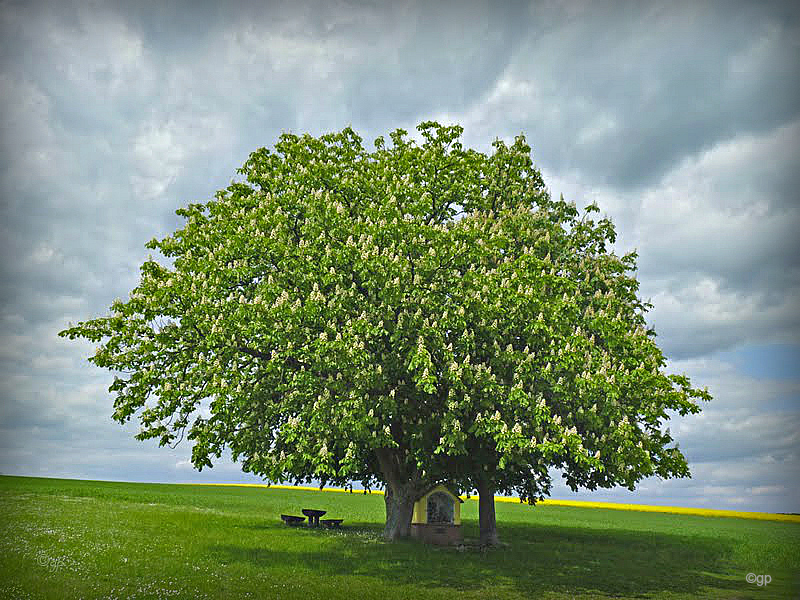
[[714, 343, 800, 383]]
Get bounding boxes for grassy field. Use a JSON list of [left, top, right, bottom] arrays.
[[0, 476, 797, 599]]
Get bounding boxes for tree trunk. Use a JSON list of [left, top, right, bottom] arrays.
[[375, 447, 419, 541], [382, 483, 416, 541], [477, 476, 500, 546]]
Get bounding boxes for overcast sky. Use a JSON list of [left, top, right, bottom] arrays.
[[1, 0, 798, 513]]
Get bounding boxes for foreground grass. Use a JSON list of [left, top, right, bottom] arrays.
[[0, 476, 797, 599]]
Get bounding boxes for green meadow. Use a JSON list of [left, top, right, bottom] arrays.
[[0, 476, 797, 599]]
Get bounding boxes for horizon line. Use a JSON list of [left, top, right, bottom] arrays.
[[3, 474, 794, 523]]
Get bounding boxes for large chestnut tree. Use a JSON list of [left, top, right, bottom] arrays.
[[61, 122, 709, 543]]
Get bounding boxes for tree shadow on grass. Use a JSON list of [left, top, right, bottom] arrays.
[[214, 520, 744, 598]]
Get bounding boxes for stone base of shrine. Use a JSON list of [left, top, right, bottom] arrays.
[[410, 523, 463, 545]]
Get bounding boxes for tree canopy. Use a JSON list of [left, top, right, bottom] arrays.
[[60, 121, 709, 542]]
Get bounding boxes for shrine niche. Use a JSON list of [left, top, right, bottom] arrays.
[[410, 484, 463, 545]]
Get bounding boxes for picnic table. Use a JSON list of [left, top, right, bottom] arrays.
[[302, 508, 326, 527]]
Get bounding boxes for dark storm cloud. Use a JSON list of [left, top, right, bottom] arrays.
[[495, 1, 800, 189]]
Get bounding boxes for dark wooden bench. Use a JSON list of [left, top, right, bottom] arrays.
[[321, 519, 343, 529], [280, 514, 306, 526]]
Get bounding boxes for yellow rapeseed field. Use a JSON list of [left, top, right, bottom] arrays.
[[191, 482, 800, 523]]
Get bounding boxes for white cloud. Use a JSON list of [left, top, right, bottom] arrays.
[[645, 275, 800, 357], [630, 122, 800, 356], [30, 244, 57, 264], [0, 74, 62, 181], [529, 121, 800, 359], [42, 3, 153, 100]]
